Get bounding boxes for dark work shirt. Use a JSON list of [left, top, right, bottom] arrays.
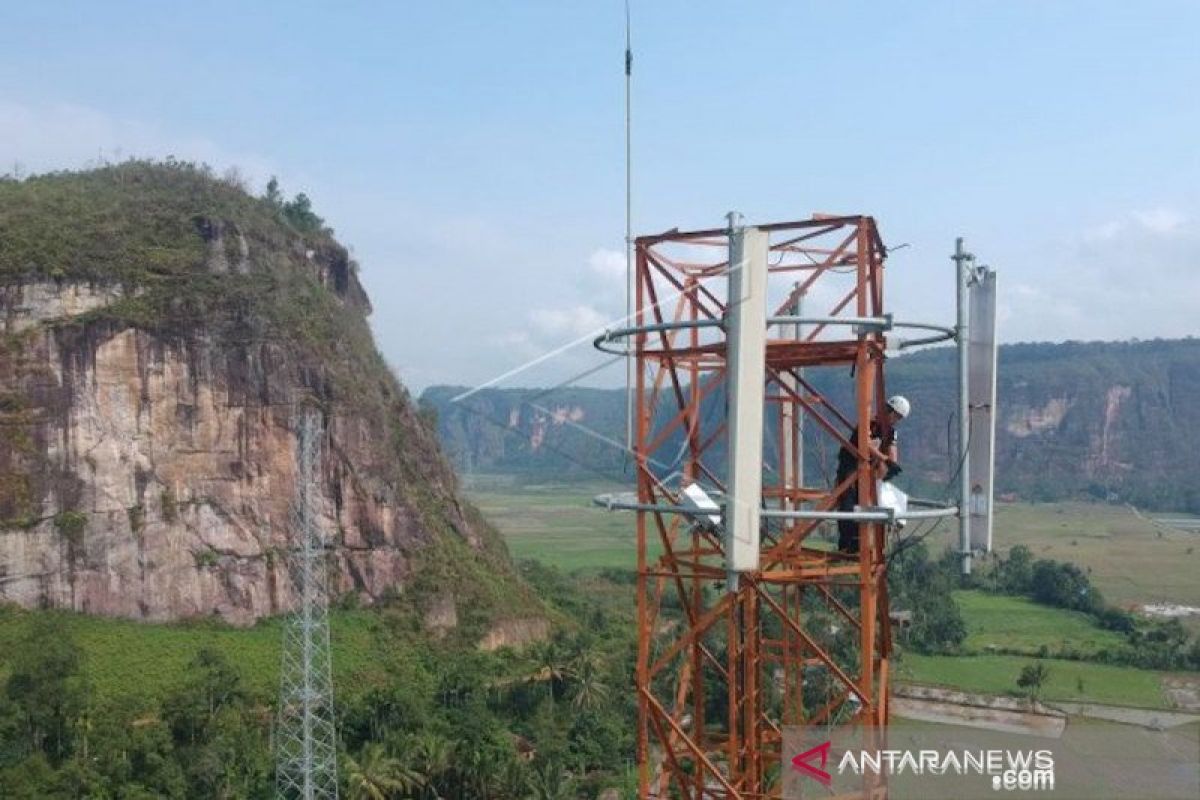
[[836, 421, 896, 481]]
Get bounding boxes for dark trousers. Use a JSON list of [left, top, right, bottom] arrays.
[[837, 480, 859, 553]]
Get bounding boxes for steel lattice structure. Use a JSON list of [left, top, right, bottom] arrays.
[[597, 214, 928, 799], [275, 412, 340, 800]]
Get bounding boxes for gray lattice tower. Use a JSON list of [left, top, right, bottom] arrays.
[[275, 412, 339, 800]]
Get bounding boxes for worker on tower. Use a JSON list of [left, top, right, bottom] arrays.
[[836, 394, 910, 553]]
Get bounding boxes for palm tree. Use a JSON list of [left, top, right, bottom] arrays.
[[453, 744, 514, 799], [498, 759, 533, 800], [410, 731, 453, 799], [527, 760, 577, 800], [527, 639, 574, 708], [568, 650, 610, 711], [344, 743, 421, 800]]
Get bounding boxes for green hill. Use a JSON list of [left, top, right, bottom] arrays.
[[1, 161, 539, 629]]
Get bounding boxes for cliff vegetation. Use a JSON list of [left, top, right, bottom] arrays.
[[0, 161, 538, 629]]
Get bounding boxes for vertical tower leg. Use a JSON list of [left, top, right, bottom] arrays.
[[627, 215, 895, 799]]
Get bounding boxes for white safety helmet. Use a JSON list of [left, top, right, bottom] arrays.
[[886, 395, 911, 419]]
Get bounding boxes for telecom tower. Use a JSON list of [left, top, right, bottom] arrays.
[[275, 412, 339, 800], [596, 214, 994, 798]]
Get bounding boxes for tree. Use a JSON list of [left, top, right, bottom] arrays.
[[1016, 662, 1049, 702], [526, 759, 576, 800], [1129, 618, 1192, 669], [263, 176, 283, 209], [1188, 637, 1200, 671], [156, 647, 268, 798], [409, 731, 452, 799], [566, 710, 628, 775], [4, 618, 88, 765], [527, 638, 573, 708], [449, 738, 514, 800], [282, 192, 324, 233], [887, 543, 967, 653], [341, 685, 430, 747], [568, 650, 610, 711], [162, 647, 243, 745], [344, 743, 419, 800], [0, 752, 61, 799], [497, 758, 533, 800], [998, 545, 1034, 594], [1030, 560, 1099, 612], [1096, 606, 1135, 634], [119, 720, 188, 798]]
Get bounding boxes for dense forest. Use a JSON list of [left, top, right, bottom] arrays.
[[0, 543, 982, 799], [10, 538, 1193, 798], [0, 564, 639, 799]]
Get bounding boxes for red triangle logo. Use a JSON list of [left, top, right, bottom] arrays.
[[790, 740, 832, 786]]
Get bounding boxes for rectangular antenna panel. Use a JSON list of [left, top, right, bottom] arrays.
[[725, 226, 769, 572], [967, 269, 998, 552]]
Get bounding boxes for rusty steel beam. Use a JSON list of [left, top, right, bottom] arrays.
[[628, 215, 894, 799]]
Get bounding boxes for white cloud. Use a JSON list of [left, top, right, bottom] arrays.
[[999, 207, 1200, 342], [1082, 208, 1187, 243], [501, 246, 630, 348], [1081, 219, 1125, 243], [528, 304, 609, 339], [1132, 208, 1185, 234], [466, 246, 636, 390], [587, 247, 627, 284]]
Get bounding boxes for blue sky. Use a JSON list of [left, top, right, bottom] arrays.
[[2, 1, 1198, 390]]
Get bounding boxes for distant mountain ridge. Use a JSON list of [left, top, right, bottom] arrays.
[[420, 338, 1200, 513]]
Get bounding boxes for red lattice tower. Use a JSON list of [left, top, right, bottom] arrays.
[[596, 214, 956, 798]]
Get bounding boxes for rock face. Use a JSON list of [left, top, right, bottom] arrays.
[[423, 339, 1200, 513], [0, 163, 530, 628], [478, 617, 552, 652]]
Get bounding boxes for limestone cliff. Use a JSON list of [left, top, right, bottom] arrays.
[[423, 339, 1200, 513], [0, 162, 537, 629]]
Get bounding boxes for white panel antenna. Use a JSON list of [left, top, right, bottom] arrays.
[[967, 268, 999, 553], [725, 219, 769, 573]]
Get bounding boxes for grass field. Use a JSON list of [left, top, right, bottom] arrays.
[[468, 481, 649, 571], [469, 482, 1200, 709], [470, 482, 1200, 613], [902, 590, 1181, 708], [895, 652, 1171, 708], [0, 605, 428, 706], [953, 590, 1127, 657], [930, 502, 1200, 610]]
